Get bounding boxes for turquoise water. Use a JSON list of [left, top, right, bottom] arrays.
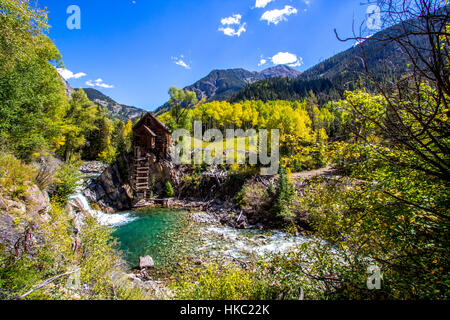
[[111, 208, 309, 279], [112, 209, 202, 269]]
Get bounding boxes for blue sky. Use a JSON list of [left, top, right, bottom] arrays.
[[38, 0, 376, 111]]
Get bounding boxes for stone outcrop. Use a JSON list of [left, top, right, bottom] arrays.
[[0, 184, 51, 255], [24, 185, 51, 218], [79, 161, 108, 176], [83, 155, 133, 212], [84, 153, 178, 213]]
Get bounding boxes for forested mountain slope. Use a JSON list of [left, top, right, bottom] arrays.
[[153, 65, 301, 115], [230, 19, 431, 103], [81, 88, 146, 122]]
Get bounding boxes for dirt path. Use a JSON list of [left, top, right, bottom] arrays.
[[290, 165, 337, 181]]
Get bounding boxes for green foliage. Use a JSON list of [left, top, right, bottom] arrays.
[[223, 165, 257, 197], [98, 143, 118, 165], [160, 99, 333, 171], [114, 119, 133, 155], [234, 185, 248, 207], [288, 87, 450, 299], [164, 181, 174, 198], [273, 168, 296, 223], [59, 89, 100, 161], [52, 162, 81, 204], [173, 263, 277, 300], [230, 77, 338, 105], [267, 183, 275, 197], [0, 151, 148, 300], [167, 86, 198, 130], [83, 109, 131, 164], [0, 200, 149, 300], [0, 1, 128, 165], [0, 0, 50, 73], [0, 0, 68, 160], [0, 152, 37, 199]]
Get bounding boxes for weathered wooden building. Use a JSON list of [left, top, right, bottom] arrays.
[[132, 113, 171, 198], [133, 113, 171, 160]]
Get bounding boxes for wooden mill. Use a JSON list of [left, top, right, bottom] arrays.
[[132, 113, 171, 199]]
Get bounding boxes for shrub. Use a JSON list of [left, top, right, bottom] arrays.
[[164, 181, 174, 198], [0, 152, 37, 199], [0, 201, 150, 300], [173, 263, 277, 300], [52, 162, 81, 204], [98, 145, 118, 165]]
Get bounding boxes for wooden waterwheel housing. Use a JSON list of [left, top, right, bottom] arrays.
[[132, 113, 171, 199]]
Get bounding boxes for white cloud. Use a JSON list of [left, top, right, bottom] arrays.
[[219, 14, 247, 37], [171, 55, 191, 69], [57, 68, 86, 80], [260, 5, 298, 25], [86, 78, 114, 89], [270, 52, 303, 67], [258, 58, 268, 66], [219, 23, 247, 37], [221, 14, 242, 25], [255, 0, 275, 9]]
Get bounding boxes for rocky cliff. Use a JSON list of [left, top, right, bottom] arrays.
[[0, 184, 51, 254], [83, 153, 177, 213]]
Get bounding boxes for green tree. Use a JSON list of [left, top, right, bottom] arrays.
[[0, 0, 68, 159], [273, 167, 296, 223], [167, 86, 198, 130], [111, 119, 132, 156], [164, 181, 174, 198], [60, 90, 99, 161]]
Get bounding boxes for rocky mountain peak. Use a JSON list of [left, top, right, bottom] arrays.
[[259, 65, 302, 79]]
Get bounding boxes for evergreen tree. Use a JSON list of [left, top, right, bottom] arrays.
[[273, 167, 296, 222], [164, 181, 174, 198]]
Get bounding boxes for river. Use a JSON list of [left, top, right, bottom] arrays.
[[70, 193, 310, 274]]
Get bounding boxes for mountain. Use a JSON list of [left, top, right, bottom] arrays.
[[153, 65, 301, 115], [299, 15, 433, 84], [230, 78, 338, 105], [259, 65, 302, 79], [154, 18, 427, 115], [81, 88, 146, 122], [184, 68, 261, 102], [185, 65, 301, 101], [230, 19, 431, 104]]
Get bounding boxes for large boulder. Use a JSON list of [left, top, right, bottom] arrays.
[[24, 185, 50, 217], [139, 256, 155, 269], [5, 200, 26, 216], [0, 213, 21, 254]]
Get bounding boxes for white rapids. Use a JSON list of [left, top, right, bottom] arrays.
[[69, 193, 138, 227], [199, 225, 310, 259]]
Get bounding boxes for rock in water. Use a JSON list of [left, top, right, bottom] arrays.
[[139, 256, 155, 269]]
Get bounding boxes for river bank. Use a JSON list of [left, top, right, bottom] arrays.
[[72, 161, 327, 298], [68, 190, 312, 298]]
